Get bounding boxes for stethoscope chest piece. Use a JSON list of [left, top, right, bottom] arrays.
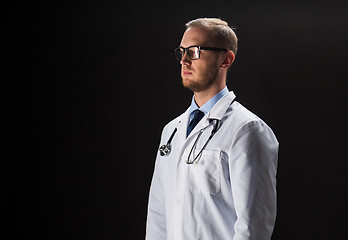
[[159, 127, 178, 156], [159, 143, 171, 156]]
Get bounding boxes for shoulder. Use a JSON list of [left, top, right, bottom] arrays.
[[225, 101, 276, 136], [226, 101, 262, 124]]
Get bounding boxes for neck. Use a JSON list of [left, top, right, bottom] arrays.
[[194, 84, 226, 107]]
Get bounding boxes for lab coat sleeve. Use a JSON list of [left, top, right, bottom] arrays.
[[229, 120, 279, 240], [145, 147, 167, 239]]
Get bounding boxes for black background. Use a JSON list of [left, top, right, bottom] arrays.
[[4, 0, 348, 239]]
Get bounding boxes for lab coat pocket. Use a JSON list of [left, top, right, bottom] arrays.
[[188, 149, 221, 195]]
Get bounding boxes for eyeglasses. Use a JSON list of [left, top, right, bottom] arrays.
[[175, 45, 227, 61]]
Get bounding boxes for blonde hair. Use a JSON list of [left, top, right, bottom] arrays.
[[185, 18, 238, 55]]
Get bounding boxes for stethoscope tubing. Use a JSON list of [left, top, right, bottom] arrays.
[[158, 98, 235, 162], [159, 119, 220, 164], [186, 120, 219, 164]]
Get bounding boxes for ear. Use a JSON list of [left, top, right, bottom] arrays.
[[220, 50, 235, 69]]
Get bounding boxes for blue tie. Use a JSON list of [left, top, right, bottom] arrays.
[[187, 110, 204, 137]]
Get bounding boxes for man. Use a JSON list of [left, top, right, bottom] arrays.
[[146, 18, 279, 240]]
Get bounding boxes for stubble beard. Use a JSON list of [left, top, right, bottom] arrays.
[[182, 65, 220, 93]]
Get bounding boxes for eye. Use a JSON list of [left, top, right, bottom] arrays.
[[187, 46, 200, 59], [187, 48, 195, 57]]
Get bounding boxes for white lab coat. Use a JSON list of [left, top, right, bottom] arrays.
[[146, 91, 279, 240]]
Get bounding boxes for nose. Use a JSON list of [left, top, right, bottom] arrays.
[[180, 51, 191, 65]]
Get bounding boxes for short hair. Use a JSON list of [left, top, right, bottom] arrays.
[[185, 18, 238, 56]]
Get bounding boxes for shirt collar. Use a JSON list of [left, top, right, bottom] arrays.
[[189, 86, 229, 120]]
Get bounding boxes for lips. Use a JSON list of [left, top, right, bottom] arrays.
[[182, 70, 193, 76]]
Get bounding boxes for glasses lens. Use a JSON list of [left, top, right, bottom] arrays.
[[175, 47, 183, 60], [187, 46, 199, 60], [174, 46, 200, 60]]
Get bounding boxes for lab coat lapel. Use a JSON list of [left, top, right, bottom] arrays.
[[186, 116, 210, 140], [175, 107, 190, 150], [187, 91, 236, 139]]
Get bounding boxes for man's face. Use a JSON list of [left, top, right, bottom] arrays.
[[179, 27, 221, 92]]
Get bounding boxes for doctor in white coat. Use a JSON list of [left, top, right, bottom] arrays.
[[146, 18, 279, 240]]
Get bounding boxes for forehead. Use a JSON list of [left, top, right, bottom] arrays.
[[180, 27, 213, 47]]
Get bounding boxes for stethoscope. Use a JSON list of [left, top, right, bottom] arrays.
[[159, 119, 220, 164]]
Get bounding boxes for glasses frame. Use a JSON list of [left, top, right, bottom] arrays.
[[175, 45, 228, 61]]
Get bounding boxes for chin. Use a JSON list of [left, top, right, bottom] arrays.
[[182, 77, 193, 88], [182, 79, 201, 92]]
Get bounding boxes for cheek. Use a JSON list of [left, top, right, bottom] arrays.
[[195, 61, 214, 76], [191, 60, 208, 72]]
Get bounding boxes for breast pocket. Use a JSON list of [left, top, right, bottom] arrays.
[[187, 149, 221, 195]]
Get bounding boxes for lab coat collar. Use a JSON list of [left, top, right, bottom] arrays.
[[186, 91, 236, 139], [188, 87, 229, 118], [207, 91, 236, 120]]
